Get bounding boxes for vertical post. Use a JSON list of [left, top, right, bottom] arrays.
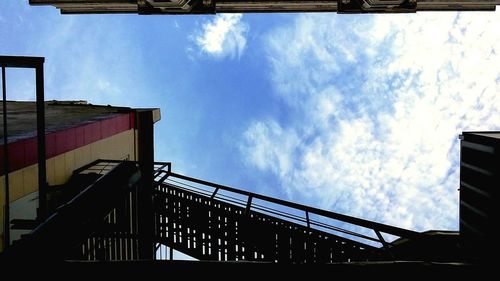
[[2, 66, 10, 248], [305, 211, 310, 228], [244, 196, 253, 215], [210, 187, 219, 199], [137, 110, 154, 259], [35, 62, 47, 219]]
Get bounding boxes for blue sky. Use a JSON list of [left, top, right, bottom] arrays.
[[1, 1, 499, 233]]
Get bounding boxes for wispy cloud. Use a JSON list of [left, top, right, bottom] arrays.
[[8, 13, 149, 108], [240, 12, 500, 231], [195, 14, 248, 59]]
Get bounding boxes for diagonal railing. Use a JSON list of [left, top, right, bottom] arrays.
[[152, 162, 423, 262], [2, 159, 425, 263]]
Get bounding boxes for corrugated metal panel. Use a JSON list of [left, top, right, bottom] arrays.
[[459, 132, 499, 261]]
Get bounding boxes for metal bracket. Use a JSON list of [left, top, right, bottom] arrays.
[[338, 0, 417, 13], [138, 0, 215, 14], [374, 229, 395, 259]]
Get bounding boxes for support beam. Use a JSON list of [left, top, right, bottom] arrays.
[[0, 55, 46, 249], [36, 63, 47, 219], [26, 0, 500, 14], [2, 66, 10, 249], [137, 110, 155, 260]]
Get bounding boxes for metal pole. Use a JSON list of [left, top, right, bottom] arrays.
[[2, 66, 10, 248], [35, 64, 47, 218], [305, 211, 310, 228], [137, 110, 154, 259], [244, 196, 253, 215]]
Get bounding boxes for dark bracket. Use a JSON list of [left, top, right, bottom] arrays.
[[138, 0, 216, 15], [338, 0, 417, 13]]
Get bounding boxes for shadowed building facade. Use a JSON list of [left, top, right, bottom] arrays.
[[0, 100, 160, 252], [459, 132, 500, 264], [28, 0, 500, 14]]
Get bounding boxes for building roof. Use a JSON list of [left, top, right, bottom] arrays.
[[0, 100, 158, 144], [0, 100, 160, 175]]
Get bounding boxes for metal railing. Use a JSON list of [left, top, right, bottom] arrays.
[[1, 159, 424, 262], [1, 160, 142, 261], [151, 162, 423, 255]]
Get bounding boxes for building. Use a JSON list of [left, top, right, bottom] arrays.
[[28, 0, 500, 14], [0, 100, 160, 252], [1, 56, 496, 275], [459, 132, 500, 263]]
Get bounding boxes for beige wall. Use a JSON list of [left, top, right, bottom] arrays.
[[0, 129, 136, 251]]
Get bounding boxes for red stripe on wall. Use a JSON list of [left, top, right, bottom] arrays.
[[24, 138, 37, 166], [8, 141, 25, 172], [129, 111, 136, 129], [0, 112, 135, 176], [75, 126, 85, 148]]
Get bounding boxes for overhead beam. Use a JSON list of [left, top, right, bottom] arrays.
[[27, 0, 500, 14]]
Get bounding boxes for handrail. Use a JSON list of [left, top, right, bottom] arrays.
[[2, 161, 140, 260], [78, 160, 421, 246], [70, 160, 421, 249], [166, 172, 422, 240]]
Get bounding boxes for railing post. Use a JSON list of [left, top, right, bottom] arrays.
[[35, 62, 47, 219], [244, 196, 253, 215], [2, 66, 10, 249], [305, 211, 310, 228], [210, 187, 219, 199]]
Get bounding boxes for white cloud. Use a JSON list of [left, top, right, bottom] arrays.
[[242, 120, 300, 182], [195, 14, 248, 58], [241, 12, 500, 232], [32, 17, 149, 108]]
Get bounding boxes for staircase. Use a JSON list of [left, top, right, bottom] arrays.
[[2, 160, 426, 264], [152, 165, 421, 263], [154, 183, 380, 263]]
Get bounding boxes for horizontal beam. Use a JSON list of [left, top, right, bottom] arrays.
[[0, 56, 44, 68], [27, 0, 500, 14]]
